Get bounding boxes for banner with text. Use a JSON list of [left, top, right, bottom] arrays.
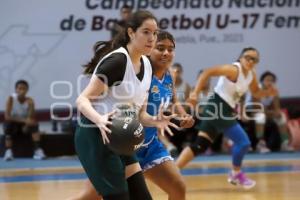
[[0, 0, 299, 110]]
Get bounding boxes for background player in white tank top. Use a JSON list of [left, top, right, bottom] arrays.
[[176, 47, 277, 189]]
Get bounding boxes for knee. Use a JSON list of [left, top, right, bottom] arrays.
[[244, 142, 251, 151], [190, 136, 212, 156], [244, 136, 251, 147], [239, 141, 251, 152]]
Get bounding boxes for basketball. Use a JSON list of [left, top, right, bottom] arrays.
[[107, 104, 145, 155]]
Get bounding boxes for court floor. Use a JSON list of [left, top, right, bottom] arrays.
[[0, 152, 299, 200]]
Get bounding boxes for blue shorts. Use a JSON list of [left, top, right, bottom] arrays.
[[136, 136, 173, 171]]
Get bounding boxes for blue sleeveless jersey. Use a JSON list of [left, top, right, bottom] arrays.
[[144, 72, 174, 142]]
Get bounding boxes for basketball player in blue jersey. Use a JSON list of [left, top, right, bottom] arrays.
[[74, 10, 179, 200], [136, 31, 194, 200], [176, 47, 278, 189]]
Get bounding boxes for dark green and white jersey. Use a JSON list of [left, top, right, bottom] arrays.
[[214, 62, 253, 108], [92, 47, 152, 114]]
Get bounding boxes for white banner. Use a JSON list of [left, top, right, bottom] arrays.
[[0, 0, 299, 110]]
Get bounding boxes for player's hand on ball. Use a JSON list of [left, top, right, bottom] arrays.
[[96, 111, 115, 144]]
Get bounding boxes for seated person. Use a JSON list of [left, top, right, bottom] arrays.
[[247, 71, 292, 152], [3, 80, 46, 161]]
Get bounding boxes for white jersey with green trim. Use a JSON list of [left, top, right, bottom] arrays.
[[214, 62, 253, 108], [93, 47, 152, 114]]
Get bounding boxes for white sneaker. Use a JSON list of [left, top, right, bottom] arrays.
[[4, 149, 14, 161], [281, 140, 294, 152], [33, 148, 46, 160], [257, 140, 270, 153]]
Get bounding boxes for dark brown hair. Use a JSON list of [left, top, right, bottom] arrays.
[[15, 79, 29, 89], [172, 63, 183, 72], [157, 30, 175, 48], [83, 10, 157, 74], [237, 47, 260, 62], [260, 71, 277, 83]]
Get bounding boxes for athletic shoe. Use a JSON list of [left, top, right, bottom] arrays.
[[3, 149, 14, 161], [33, 148, 46, 160], [228, 171, 256, 189], [281, 140, 294, 152], [257, 140, 270, 153]]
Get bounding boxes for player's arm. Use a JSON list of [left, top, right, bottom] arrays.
[[139, 97, 159, 127], [76, 75, 109, 126], [27, 98, 35, 119], [77, 75, 116, 144], [78, 53, 126, 125], [4, 96, 13, 122], [24, 97, 37, 125], [188, 64, 238, 106], [266, 95, 281, 118], [272, 95, 281, 116]]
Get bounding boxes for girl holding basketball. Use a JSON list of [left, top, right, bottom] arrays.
[[68, 30, 193, 200], [74, 10, 178, 200]]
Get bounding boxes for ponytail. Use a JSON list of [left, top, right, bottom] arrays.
[[83, 41, 112, 74]]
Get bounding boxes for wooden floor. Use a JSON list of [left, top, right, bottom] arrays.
[[0, 158, 299, 200]]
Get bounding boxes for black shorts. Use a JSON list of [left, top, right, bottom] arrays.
[[4, 121, 39, 136]]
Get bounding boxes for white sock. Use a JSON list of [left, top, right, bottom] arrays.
[[232, 170, 241, 176]]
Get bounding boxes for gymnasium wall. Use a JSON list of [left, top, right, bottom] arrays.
[[0, 0, 299, 111]]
